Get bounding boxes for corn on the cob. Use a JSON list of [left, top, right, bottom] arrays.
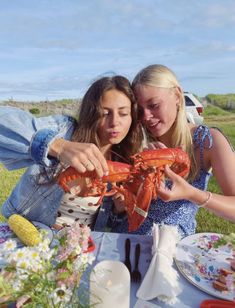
[[8, 214, 41, 246]]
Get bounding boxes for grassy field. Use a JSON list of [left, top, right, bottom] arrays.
[[0, 103, 235, 234], [196, 104, 235, 233]]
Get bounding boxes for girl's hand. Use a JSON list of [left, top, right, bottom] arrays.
[[112, 192, 126, 214], [144, 141, 167, 151], [49, 139, 109, 177], [157, 165, 192, 202]]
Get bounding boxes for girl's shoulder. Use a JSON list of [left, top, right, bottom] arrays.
[[210, 126, 234, 151]]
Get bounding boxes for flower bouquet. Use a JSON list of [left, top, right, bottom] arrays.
[[0, 222, 95, 307]]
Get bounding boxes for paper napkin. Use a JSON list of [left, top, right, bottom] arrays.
[[137, 223, 182, 305], [134, 298, 162, 308]]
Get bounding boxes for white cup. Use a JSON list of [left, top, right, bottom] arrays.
[[90, 260, 130, 308]]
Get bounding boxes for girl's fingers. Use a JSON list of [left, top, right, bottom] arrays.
[[164, 165, 178, 179], [66, 143, 108, 177], [148, 142, 167, 149], [112, 192, 124, 201], [112, 192, 126, 213], [90, 145, 109, 176]]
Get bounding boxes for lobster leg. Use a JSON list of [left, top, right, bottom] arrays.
[[112, 185, 137, 215], [93, 182, 109, 205]]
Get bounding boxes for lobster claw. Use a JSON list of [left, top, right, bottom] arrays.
[[128, 207, 149, 232], [127, 173, 156, 232]]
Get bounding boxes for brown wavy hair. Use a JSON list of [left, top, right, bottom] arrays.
[[72, 75, 143, 163]]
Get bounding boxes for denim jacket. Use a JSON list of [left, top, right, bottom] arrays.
[[0, 106, 126, 231]]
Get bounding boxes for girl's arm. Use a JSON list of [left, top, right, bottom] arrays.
[[0, 106, 109, 177], [0, 106, 75, 170], [200, 128, 235, 221], [157, 128, 235, 222]]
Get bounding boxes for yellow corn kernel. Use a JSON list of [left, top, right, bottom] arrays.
[[8, 214, 41, 246]]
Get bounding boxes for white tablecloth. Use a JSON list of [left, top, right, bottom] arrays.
[[86, 231, 215, 308]]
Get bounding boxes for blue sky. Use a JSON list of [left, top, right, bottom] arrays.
[[0, 0, 234, 101]]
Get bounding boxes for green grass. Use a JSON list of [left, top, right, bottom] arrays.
[[195, 104, 235, 234], [203, 103, 232, 117], [0, 165, 24, 205], [1, 104, 235, 234], [206, 93, 235, 112], [196, 178, 235, 234]]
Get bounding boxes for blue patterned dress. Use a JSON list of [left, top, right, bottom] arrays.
[[110, 125, 213, 238]]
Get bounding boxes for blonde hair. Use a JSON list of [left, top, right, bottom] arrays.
[[132, 64, 197, 181]]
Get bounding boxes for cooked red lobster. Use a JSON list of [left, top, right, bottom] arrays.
[[58, 148, 190, 232]]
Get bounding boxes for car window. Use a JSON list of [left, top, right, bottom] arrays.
[[184, 96, 195, 106]]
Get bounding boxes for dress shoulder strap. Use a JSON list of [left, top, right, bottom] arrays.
[[193, 125, 213, 170]]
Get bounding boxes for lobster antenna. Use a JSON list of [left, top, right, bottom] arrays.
[[110, 150, 129, 163]]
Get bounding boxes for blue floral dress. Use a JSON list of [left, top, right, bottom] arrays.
[[110, 125, 213, 238]]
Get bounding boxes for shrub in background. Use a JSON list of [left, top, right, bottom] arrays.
[[29, 108, 40, 115]]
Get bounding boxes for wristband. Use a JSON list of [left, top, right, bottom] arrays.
[[199, 191, 212, 208]]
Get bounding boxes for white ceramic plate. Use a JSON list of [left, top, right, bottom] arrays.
[[175, 232, 234, 301]]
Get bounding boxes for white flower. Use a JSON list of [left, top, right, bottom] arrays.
[[42, 248, 55, 261], [37, 239, 51, 253], [15, 249, 27, 260], [3, 239, 17, 251], [74, 253, 89, 271], [16, 268, 30, 280], [80, 253, 89, 264], [49, 285, 72, 305], [87, 253, 95, 265], [30, 260, 43, 272], [12, 278, 23, 291], [8, 247, 29, 263], [46, 271, 56, 281], [75, 245, 82, 255], [16, 257, 33, 270], [29, 250, 40, 261]]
